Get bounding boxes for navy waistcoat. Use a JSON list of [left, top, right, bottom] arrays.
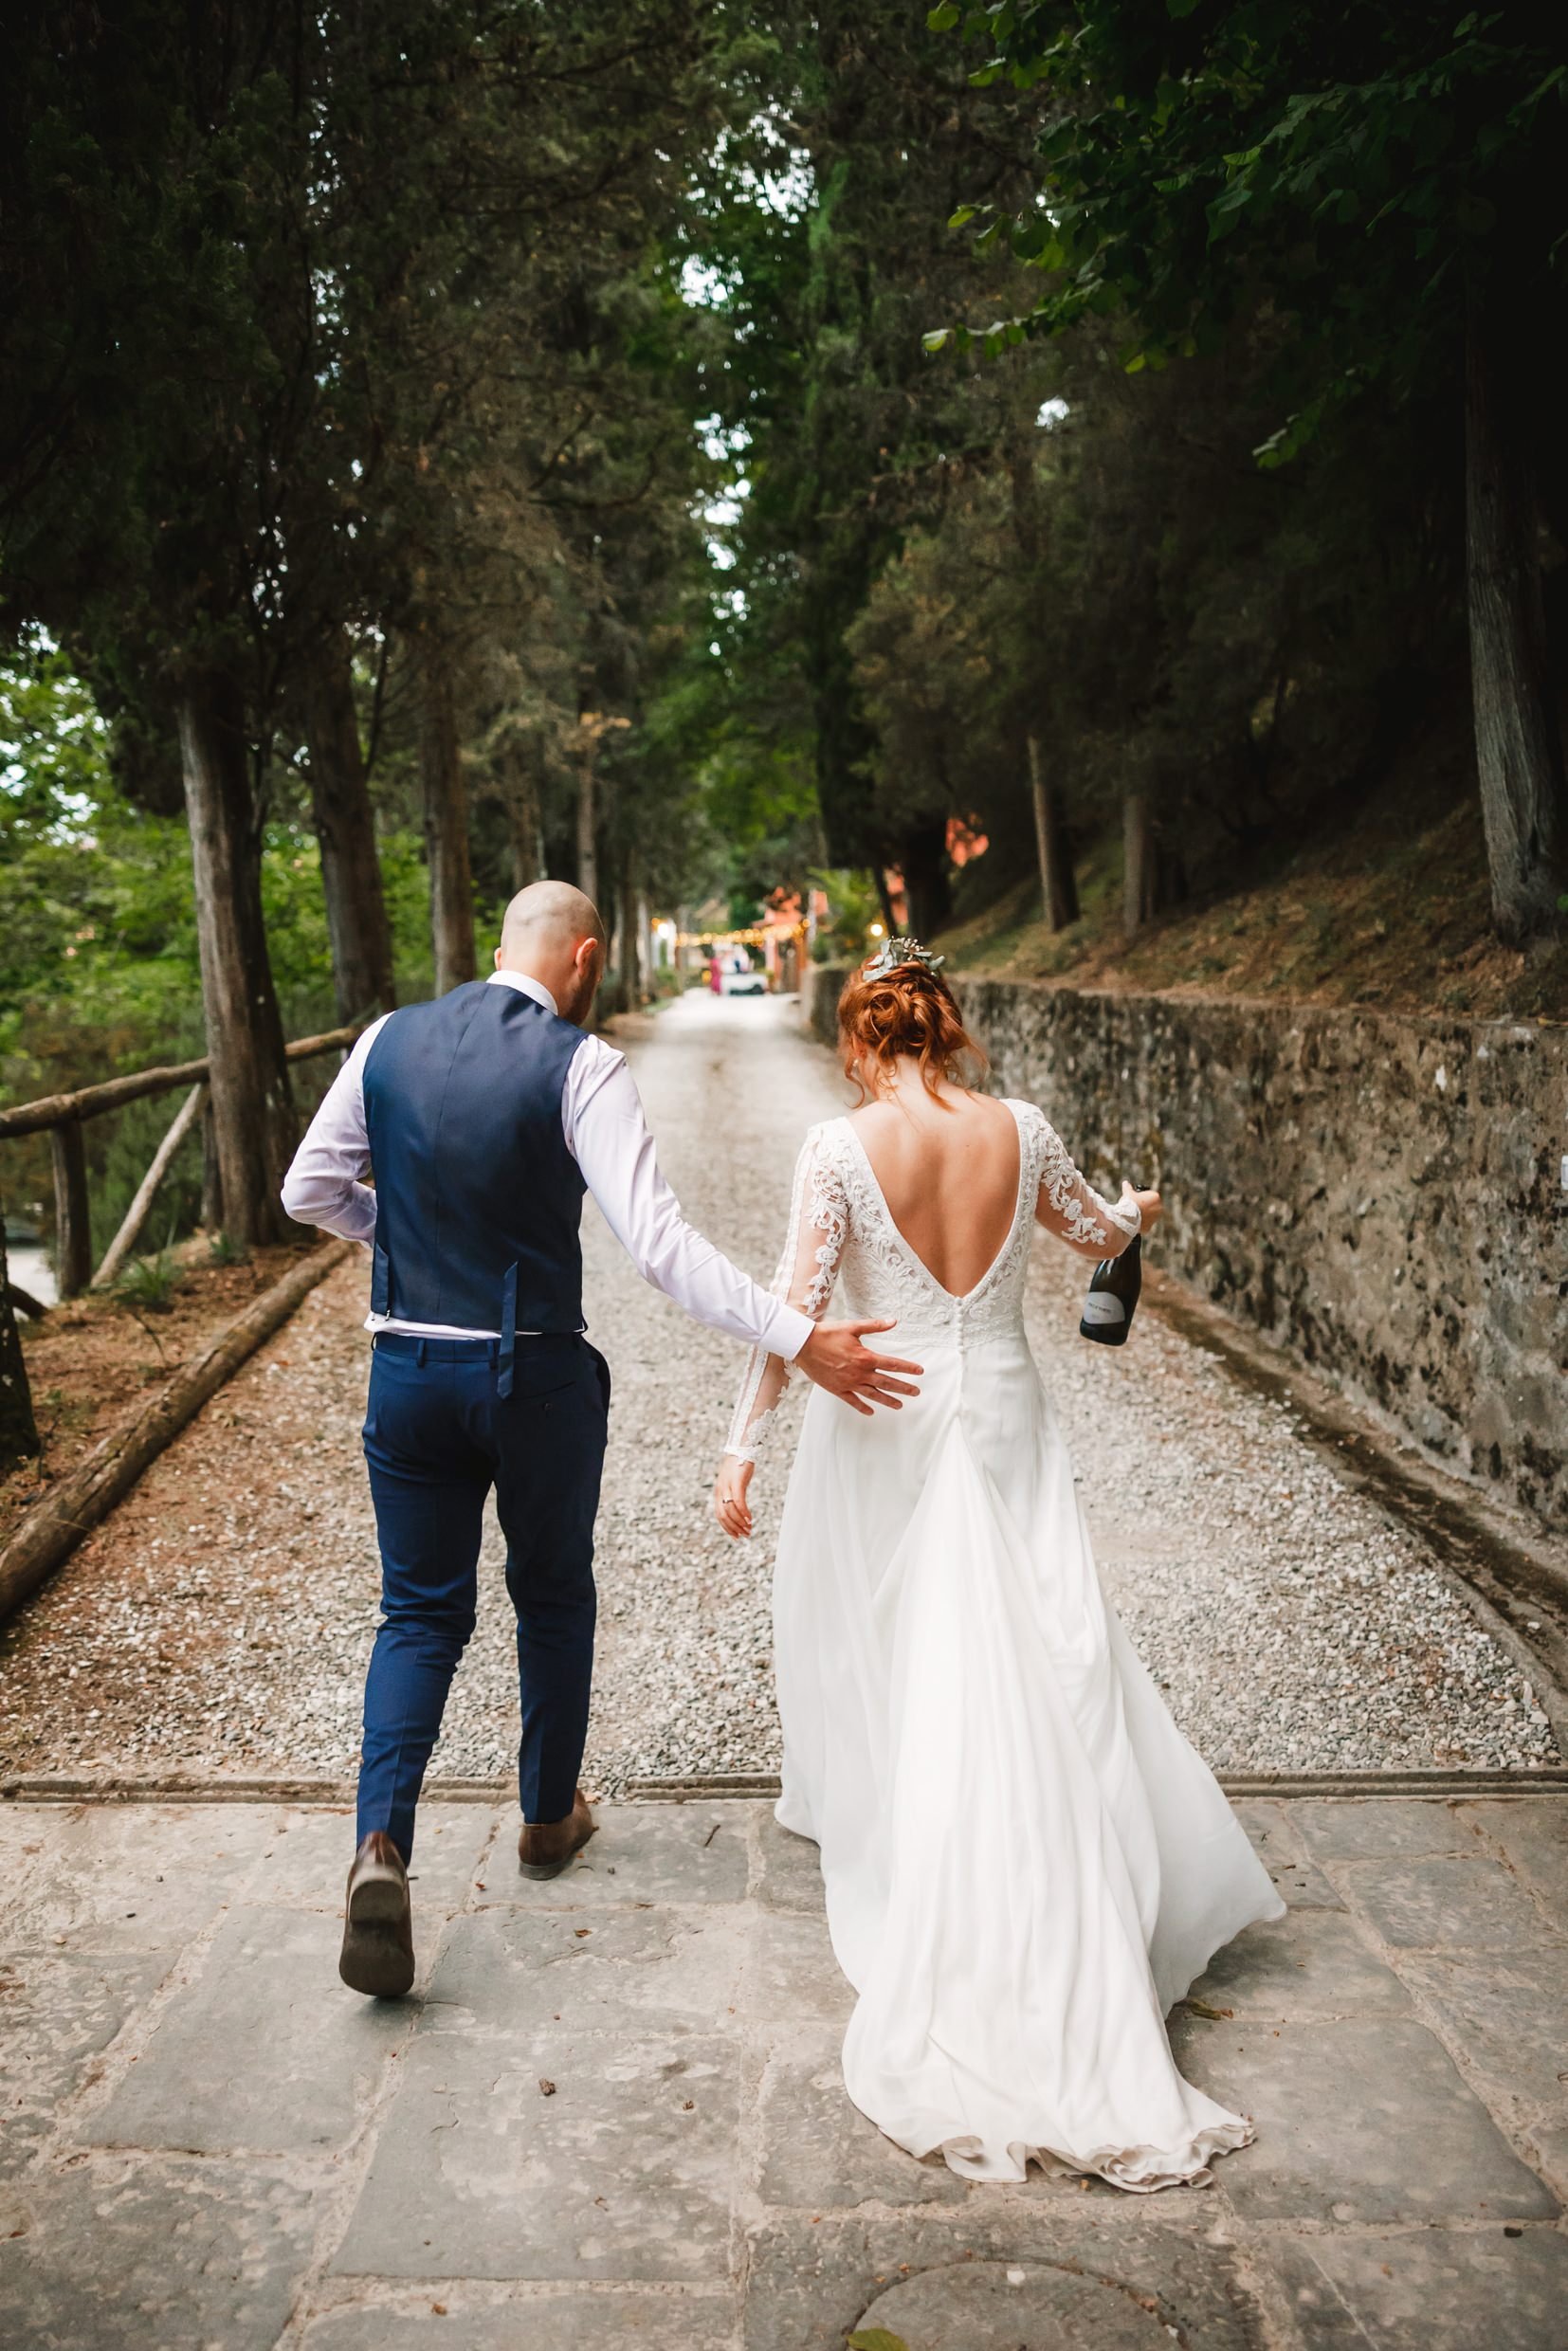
[[363, 981, 589, 1394]]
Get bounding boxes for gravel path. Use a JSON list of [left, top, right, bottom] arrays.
[[0, 991, 1557, 1787]]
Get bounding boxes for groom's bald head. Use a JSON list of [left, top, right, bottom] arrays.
[[496, 881, 606, 1024]]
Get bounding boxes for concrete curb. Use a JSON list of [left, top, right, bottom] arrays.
[[4, 1766, 1567, 1806]]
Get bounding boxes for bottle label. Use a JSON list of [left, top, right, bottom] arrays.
[[1081, 1295, 1127, 1327]]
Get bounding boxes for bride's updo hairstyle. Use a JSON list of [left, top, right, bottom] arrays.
[[838, 941, 987, 1103]]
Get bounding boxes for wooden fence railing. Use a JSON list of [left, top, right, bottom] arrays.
[[1, 1025, 363, 1302]]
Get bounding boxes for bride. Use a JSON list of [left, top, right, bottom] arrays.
[[712, 939, 1283, 2191]]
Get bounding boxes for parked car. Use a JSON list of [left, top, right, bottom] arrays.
[[720, 963, 768, 997]]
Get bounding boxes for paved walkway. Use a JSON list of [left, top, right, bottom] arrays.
[[1, 993, 1558, 1790], [2, 1789, 1564, 2347]]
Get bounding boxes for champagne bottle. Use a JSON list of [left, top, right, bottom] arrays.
[[1079, 1232, 1141, 1348]]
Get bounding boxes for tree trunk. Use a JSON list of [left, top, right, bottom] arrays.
[[1121, 790, 1188, 939], [1123, 791, 1157, 939], [303, 629, 396, 1024], [899, 818, 952, 942], [637, 894, 652, 997], [0, 1223, 39, 1478], [575, 739, 598, 911], [200, 1097, 224, 1232], [419, 651, 475, 994], [619, 863, 641, 1012], [177, 671, 297, 1248], [508, 750, 545, 892], [1027, 734, 1080, 932], [1466, 280, 1568, 945]]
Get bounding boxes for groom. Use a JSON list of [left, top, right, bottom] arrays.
[[282, 882, 920, 1996]]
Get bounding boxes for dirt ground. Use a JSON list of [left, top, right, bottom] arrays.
[[1, 1238, 322, 1553]]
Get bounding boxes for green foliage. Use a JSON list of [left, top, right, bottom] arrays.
[[4, 0, 1557, 1175], [811, 869, 884, 961], [680, 0, 1042, 903], [846, 2330, 912, 2351], [932, 4, 1568, 459], [114, 1248, 182, 1315], [0, 633, 438, 1251]]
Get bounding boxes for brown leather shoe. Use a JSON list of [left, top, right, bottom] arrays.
[[518, 1788, 595, 1881], [339, 1832, 415, 1998]]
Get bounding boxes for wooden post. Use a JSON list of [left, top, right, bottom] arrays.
[[93, 1083, 206, 1290], [50, 1120, 92, 1299], [0, 1222, 39, 1478]]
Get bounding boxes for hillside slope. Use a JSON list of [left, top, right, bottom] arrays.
[[941, 724, 1568, 1026]]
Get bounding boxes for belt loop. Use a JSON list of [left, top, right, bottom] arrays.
[[498, 1264, 518, 1400], [416, 1339, 428, 1369]]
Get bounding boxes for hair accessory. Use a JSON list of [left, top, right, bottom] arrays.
[[862, 935, 945, 981]]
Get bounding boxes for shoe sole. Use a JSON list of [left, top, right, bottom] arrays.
[[339, 1876, 414, 1998], [518, 1851, 579, 1881], [518, 1823, 595, 1881]]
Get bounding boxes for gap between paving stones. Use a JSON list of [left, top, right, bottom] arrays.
[[3, 1794, 1564, 2350], [7, 1766, 1568, 1804]]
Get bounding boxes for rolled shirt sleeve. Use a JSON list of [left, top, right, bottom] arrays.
[[279, 1017, 388, 1244]]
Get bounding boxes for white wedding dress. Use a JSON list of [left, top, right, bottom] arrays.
[[725, 1099, 1284, 2190]]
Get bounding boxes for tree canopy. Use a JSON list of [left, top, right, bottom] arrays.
[[1, 0, 1564, 1307]]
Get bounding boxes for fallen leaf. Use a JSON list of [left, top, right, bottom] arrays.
[[1183, 1998, 1233, 2021]]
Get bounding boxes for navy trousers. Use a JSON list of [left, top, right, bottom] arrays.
[[356, 1331, 610, 1860]]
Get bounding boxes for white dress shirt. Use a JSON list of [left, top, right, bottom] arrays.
[[281, 970, 813, 1362]]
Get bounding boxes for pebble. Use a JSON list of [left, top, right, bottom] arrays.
[[0, 993, 1556, 1788]]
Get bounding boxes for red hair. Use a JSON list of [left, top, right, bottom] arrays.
[[838, 956, 987, 1103]]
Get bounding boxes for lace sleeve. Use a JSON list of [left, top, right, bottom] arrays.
[[1027, 1106, 1142, 1259], [722, 1126, 848, 1463]]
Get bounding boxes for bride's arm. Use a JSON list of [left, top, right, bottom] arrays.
[[713, 1130, 848, 1539], [1031, 1112, 1160, 1259]]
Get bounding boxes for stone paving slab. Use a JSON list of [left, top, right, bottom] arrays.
[[1169, 2013, 1557, 2225], [1265, 2226, 1568, 2350], [0, 2153, 318, 2351], [300, 2289, 739, 2348], [96, 1904, 408, 2154], [1, 1792, 1564, 2348]]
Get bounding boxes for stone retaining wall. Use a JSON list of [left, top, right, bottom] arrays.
[[802, 961, 1567, 1526]]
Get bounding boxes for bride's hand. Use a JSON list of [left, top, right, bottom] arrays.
[[1124, 1180, 1162, 1233], [713, 1454, 755, 1540]]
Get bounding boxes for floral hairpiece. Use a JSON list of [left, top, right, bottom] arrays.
[[862, 935, 945, 980]]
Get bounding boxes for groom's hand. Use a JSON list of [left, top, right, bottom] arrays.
[[798, 1319, 922, 1416]]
